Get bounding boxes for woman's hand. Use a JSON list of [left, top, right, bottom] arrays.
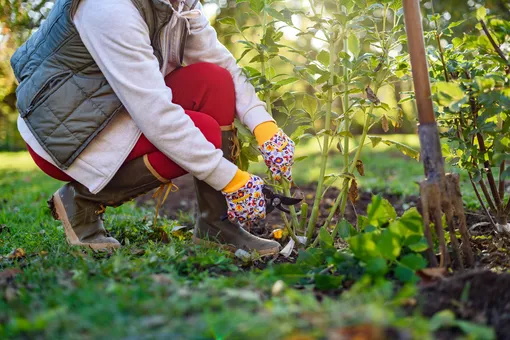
[[222, 174, 266, 227], [258, 129, 295, 182]]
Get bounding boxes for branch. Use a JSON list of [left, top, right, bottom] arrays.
[[468, 88, 503, 210], [469, 173, 497, 229], [499, 160, 506, 201], [479, 177, 497, 212], [479, 19, 509, 66]]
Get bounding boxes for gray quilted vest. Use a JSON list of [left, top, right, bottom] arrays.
[[11, 0, 198, 169]]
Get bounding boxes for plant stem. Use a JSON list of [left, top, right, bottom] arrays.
[[311, 102, 376, 247], [283, 180, 299, 230], [281, 212, 300, 245], [298, 202, 308, 233], [339, 37, 351, 219], [260, 0, 272, 116], [479, 177, 497, 212], [305, 32, 338, 245], [324, 92, 378, 225], [469, 172, 498, 229]]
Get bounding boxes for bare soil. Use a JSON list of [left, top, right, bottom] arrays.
[[136, 175, 510, 338]]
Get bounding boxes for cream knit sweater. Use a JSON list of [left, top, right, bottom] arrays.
[[18, 0, 273, 193]]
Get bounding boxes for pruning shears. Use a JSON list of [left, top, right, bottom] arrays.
[[262, 186, 302, 214], [220, 186, 302, 221]]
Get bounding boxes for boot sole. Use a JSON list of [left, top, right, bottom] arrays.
[[51, 191, 120, 251], [192, 236, 280, 257]]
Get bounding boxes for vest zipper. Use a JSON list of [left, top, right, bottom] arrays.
[[22, 71, 73, 118], [152, 10, 174, 68]]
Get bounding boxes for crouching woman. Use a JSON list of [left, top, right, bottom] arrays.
[[11, 0, 295, 255]]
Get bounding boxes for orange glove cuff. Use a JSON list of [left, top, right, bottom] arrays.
[[254, 121, 278, 146], [222, 169, 251, 193]]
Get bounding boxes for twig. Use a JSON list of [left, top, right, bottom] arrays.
[[469, 222, 491, 232], [469, 172, 498, 230], [479, 19, 509, 66], [499, 160, 506, 201]]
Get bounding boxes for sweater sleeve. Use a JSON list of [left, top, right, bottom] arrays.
[[73, 0, 237, 191], [183, 2, 275, 132]]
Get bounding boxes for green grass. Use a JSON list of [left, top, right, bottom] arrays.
[[0, 144, 490, 339]]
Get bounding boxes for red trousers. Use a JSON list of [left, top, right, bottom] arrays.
[[27, 63, 235, 182]]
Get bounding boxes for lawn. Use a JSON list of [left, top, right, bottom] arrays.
[[0, 136, 495, 339]]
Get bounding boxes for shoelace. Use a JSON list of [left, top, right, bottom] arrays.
[[152, 182, 179, 228], [168, 0, 201, 35]]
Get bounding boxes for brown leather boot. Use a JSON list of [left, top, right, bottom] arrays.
[[192, 127, 281, 256], [48, 155, 168, 250]]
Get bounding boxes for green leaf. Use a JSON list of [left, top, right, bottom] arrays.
[[368, 136, 382, 148], [400, 253, 427, 270], [297, 249, 324, 267], [476, 6, 487, 21], [397, 208, 423, 234], [317, 50, 330, 67], [394, 264, 416, 283], [432, 81, 468, 112], [302, 94, 318, 117], [368, 136, 420, 161], [273, 264, 308, 284], [366, 195, 397, 227], [407, 238, 430, 252], [217, 17, 237, 27], [390, 0, 402, 12], [337, 220, 356, 239], [365, 258, 388, 276], [276, 77, 299, 87], [456, 321, 496, 340], [319, 227, 334, 248], [430, 310, 456, 331], [314, 274, 343, 291], [348, 33, 360, 58], [249, 0, 264, 12], [377, 229, 401, 261]]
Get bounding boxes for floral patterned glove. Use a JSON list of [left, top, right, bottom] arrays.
[[258, 129, 295, 181], [222, 175, 266, 227]]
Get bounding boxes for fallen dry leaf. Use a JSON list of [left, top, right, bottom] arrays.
[[416, 267, 447, 284], [8, 248, 26, 259]]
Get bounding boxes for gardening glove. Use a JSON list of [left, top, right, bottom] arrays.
[[222, 172, 266, 227], [255, 122, 295, 182]]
